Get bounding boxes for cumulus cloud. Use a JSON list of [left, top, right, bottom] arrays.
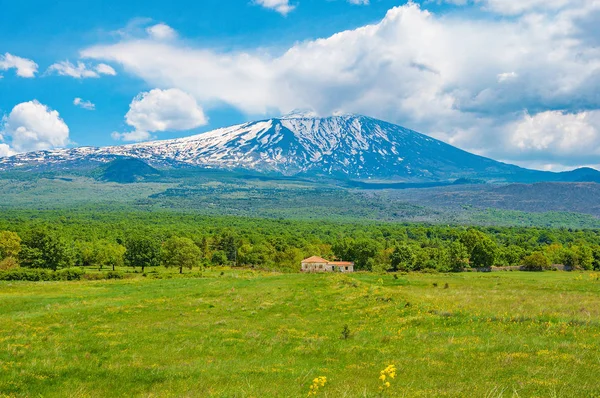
[[0, 53, 38, 78], [146, 23, 177, 40], [112, 88, 208, 142], [73, 98, 96, 110], [255, 0, 295, 15], [507, 110, 600, 164], [46, 61, 117, 78], [1, 101, 70, 152], [0, 143, 15, 157], [82, 2, 600, 167]]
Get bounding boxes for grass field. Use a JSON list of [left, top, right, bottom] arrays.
[[1, 270, 600, 397]]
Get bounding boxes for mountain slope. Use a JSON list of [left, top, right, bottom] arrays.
[[99, 158, 160, 183], [0, 113, 597, 182]]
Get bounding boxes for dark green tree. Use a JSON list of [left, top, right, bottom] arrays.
[[20, 228, 72, 270], [211, 250, 229, 265], [460, 229, 488, 255], [216, 232, 237, 264], [470, 238, 497, 269], [390, 245, 414, 272], [124, 235, 161, 272]]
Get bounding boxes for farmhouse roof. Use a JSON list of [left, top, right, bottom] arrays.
[[329, 261, 354, 266], [302, 256, 329, 263]]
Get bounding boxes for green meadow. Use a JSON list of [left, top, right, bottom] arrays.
[[1, 270, 600, 397]]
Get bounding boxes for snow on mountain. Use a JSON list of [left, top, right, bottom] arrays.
[[0, 113, 523, 181]]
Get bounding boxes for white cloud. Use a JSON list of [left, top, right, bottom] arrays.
[[255, 0, 295, 15], [146, 23, 177, 40], [46, 61, 117, 78], [111, 130, 152, 142], [0, 53, 38, 78], [497, 72, 518, 83], [73, 98, 96, 110], [82, 2, 600, 167], [126, 88, 208, 131], [95, 63, 117, 76], [508, 110, 600, 160], [1, 100, 70, 152], [112, 88, 208, 142], [348, 0, 369, 4], [0, 143, 15, 157]]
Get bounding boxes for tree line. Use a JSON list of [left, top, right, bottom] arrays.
[[1, 211, 600, 273]]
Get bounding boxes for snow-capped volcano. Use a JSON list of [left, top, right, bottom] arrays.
[[0, 113, 525, 180]]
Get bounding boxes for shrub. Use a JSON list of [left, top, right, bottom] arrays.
[[0, 257, 19, 270], [106, 271, 124, 279], [522, 252, 550, 271], [0, 268, 84, 281], [341, 324, 351, 340], [58, 268, 85, 281]]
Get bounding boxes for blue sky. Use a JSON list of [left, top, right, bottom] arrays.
[[1, 0, 432, 146], [1, 0, 599, 170]]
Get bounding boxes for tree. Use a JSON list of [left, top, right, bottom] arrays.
[[76, 241, 96, 267], [470, 238, 497, 268], [412, 247, 431, 271], [576, 245, 594, 271], [20, 228, 72, 270], [124, 235, 161, 272], [349, 239, 380, 271], [522, 252, 550, 271], [96, 240, 126, 271], [592, 246, 600, 271], [211, 250, 229, 265], [216, 232, 237, 264], [460, 229, 488, 255], [0, 231, 21, 260], [448, 241, 469, 272], [161, 236, 202, 274], [390, 245, 414, 272], [497, 245, 525, 266], [563, 245, 594, 270]]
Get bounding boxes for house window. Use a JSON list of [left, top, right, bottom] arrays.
[[345, 267, 349, 271]]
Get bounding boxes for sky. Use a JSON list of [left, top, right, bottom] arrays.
[[0, 0, 599, 171]]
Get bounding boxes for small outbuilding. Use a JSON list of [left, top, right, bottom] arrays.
[[301, 256, 355, 273]]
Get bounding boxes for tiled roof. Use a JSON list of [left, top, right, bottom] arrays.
[[302, 256, 329, 263], [329, 261, 354, 266]]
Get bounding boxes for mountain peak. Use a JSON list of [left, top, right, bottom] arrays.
[[280, 109, 360, 120], [0, 113, 516, 181], [280, 109, 320, 119]]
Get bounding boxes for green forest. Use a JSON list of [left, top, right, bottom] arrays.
[[1, 209, 600, 278]]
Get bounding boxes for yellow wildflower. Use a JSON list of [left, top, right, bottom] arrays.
[[378, 364, 397, 395], [308, 376, 327, 396]]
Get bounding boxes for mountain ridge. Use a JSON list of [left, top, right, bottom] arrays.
[[0, 113, 598, 183]]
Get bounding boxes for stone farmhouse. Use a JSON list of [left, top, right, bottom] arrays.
[[301, 256, 355, 273]]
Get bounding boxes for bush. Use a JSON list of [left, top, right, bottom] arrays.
[[522, 252, 550, 271], [106, 271, 124, 279], [0, 257, 19, 270], [0, 268, 84, 281]]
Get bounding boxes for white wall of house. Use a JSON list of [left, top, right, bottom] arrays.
[[302, 262, 354, 273], [301, 262, 330, 272]]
